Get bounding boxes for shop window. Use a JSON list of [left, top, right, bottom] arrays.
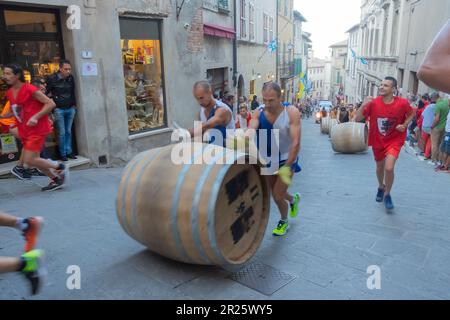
[[5, 10, 57, 33], [120, 18, 166, 134]]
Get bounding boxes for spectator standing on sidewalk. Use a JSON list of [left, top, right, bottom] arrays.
[[438, 104, 450, 172], [46, 60, 77, 162], [430, 96, 449, 166], [421, 93, 439, 161]]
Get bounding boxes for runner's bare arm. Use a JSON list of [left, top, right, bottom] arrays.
[[418, 20, 450, 93], [31, 91, 56, 121], [285, 107, 301, 167], [396, 109, 416, 132], [188, 111, 201, 137], [355, 97, 373, 122], [191, 108, 229, 137], [245, 109, 260, 140]]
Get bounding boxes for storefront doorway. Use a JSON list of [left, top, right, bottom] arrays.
[[0, 5, 71, 164]]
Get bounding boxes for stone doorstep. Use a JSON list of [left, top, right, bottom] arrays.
[[0, 156, 91, 178]]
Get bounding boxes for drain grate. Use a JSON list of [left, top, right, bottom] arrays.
[[228, 261, 297, 296]]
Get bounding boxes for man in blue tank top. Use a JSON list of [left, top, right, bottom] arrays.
[[189, 81, 234, 147], [247, 82, 302, 236]]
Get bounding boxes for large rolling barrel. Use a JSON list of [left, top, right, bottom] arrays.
[[320, 117, 331, 134], [116, 143, 270, 266], [328, 119, 338, 138], [331, 122, 369, 154]]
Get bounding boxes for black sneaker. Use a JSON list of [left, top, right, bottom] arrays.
[[27, 168, 47, 177], [67, 154, 77, 160], [41, 177, 64, 192], [20, 250, 47, 295], [376, 188, 385, 202], [61, 156, 68, 162], [11, 166, 31, 180]]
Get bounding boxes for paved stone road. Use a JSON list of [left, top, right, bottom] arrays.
[[1, 118, 449, 300]]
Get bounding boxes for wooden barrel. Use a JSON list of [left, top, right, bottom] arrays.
[[116, 143, 270, 266], [328, 119, 338, 138], [320, 117, 331, 134], [331, 122, 369, 154]]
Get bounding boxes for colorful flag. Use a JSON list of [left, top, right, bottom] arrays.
[[360, 57, 369, 65], [268, 39, 277, 53]]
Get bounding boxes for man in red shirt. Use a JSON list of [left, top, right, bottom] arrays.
[[3, 64, 68, 191], [355, 77, 415, 210]]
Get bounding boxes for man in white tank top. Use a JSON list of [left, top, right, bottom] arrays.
[[189, 81, 234, 147], [247, 82, 302, 237]]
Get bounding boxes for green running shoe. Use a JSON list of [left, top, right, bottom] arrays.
[[289, 193, 301, 218], [21, 249, 46, 295], [273, 220, 290, 236]]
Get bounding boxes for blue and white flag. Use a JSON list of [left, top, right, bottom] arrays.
[[267, 39, 277, 53]]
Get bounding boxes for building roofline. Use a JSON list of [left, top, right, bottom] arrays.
[[293, 10, 307, 22], [346, 23, 360, 33]]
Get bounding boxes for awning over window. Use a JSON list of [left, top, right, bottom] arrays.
[[203, 23, 235, 39]]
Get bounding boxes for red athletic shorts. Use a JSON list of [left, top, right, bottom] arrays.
[[21, 135, 46, 153], [372, 145, 402, 162]]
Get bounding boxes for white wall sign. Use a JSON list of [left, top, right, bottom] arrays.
[[81, 63, 98, 76]]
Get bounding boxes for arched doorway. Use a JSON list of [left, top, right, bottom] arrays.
[[237, 75, 245, 101]]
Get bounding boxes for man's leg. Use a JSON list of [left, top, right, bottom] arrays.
[[0, 252, 46, 295], [268, 175, 291, 221], [23, 150, 59, 179], [384, 155, 398, 196], [64, 107, 76, 157], [431, 128, 443, 162], [0, 213, 19, 228], [54, 108, 67, 159], [0, 257, 21, 273], [0, 213, 43, 252], [422, 131, 432, 159], [376, 159, 385, 189], [438, 130, 445, 164]]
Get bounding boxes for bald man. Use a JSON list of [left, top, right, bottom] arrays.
[[189, 81, 235, 147]]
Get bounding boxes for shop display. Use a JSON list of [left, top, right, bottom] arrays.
[[121, 39, 165, 134]]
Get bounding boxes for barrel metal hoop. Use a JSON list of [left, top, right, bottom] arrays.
[[191, 151, 229, 265], [207, 163, 233, 266], [171, 145, 213, 263], [131, 148, 166, 246], [119, 151, 151, 237]]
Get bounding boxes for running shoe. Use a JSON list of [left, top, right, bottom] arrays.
[[273, 220, 289, 236], [23, 217, 44, 252], [21, 249, 47, 295], [289, 193, 301, 219], [41, 177, 64, 192], [384, 195, 394, 210], [27, 168, 46, 177], [11, 166, 31, 180], [376, 188, 385, 203]]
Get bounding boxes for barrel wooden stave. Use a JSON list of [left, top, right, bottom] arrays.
[[331, 122, 368, 154], [116, 143, 270, 266], [320, 117, 331, 134]]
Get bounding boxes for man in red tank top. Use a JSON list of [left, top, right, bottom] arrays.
[[355, 77, 415, 210]]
